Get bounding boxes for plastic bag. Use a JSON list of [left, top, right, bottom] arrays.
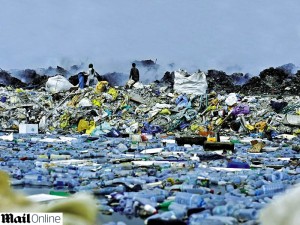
[[78, 119, 89, 132], [174, 70, 207, 95], [95, 81, 108, 94], [45, 75, 74, 93], [86, 121, 96, 135], [232, 104, 250, 116], [107, 87, 118, 100], [126, 79, 135, 88], [175, 95, 189, 109], [225, 93, 238, 106], [142, 122, 163, 134]]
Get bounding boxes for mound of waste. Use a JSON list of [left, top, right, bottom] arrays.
[[1, 62, 300, 95]]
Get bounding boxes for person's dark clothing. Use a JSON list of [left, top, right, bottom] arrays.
[[130, 67, 140, 82], [161, 71, 175, 88]]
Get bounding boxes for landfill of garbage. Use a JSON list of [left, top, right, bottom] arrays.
[[0, 63, 300, 225]]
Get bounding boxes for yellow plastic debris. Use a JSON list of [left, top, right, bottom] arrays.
[[166, 178, 175, 185], [296, 108, 300, 115], [59, 112, 71, 129], [248, 140, 266, 153], [15, 88, 24, 93], [77, 119, 89, 132], [95, 81, 109, 94], [245, 124, 255, 131], [215, 118, 223, 126], [190, 124, 199, 131], [86, 121, 96, 135], [210, 98, 219, 106], [207, 137, 217, 142], [107, 87, 118, 100], [207, 105, 217, 111], [160, 109, 171, 115], [255, 121, 267, 132], [92, 99, 102, 107], [67, 95, 80, 107]]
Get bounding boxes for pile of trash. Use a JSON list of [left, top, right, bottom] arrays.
[[1, 62, 300, 95], [0, 67, 299, 225], [0, 68, 299, 137]]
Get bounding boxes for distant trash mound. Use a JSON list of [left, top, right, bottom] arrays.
[[0, 62, 299, 95]]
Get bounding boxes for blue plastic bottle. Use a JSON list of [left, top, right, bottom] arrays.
[[255, 183, 287, 196], [94, 185, 126, 195], [174, 192, 205, 208], [235, 208, 257, 221], [168, 202, 187, 219]]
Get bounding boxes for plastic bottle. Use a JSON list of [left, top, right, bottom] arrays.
[[124, 192, 165, 202], [23, 174, 51, 186], [145, 211, 178, 225], [226, 184, 235, 192], [174, 192, 205, 208], [78, 171, 99, 179], [98, 204, 114, 214], [215, 202, 241, 217], [235, 208, 257, 221], [123, 198, 134, 215], [94, 185, 126, 195], [271, 171, 287, 182], [158, 200, 173, 209], [255, 183, 287, 196], [227, 160, 250, 169], [53, 177, 68, 188], [183, 187, 212, 195], [168, 202, 187, 219], [193, 215, 239, 225]]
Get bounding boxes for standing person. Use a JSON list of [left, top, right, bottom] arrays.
[[86, 63, 98, 87], [77, 63, 98, 89], [127, 63, 139, 88]]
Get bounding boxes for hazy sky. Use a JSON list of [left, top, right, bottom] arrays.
[[1, 0, 300, 76]]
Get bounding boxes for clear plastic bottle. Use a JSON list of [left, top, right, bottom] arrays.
[[255, 183, 287, 196], [123, 198, 134, 215], [94, 185, 126, 195], [124, 192, 165, 202], [235, 208, 257, 221], [168, 202, 187, 219], [174, 192, 205, 208], [145, 211, 178, 225], [24, 174, 51, 186]]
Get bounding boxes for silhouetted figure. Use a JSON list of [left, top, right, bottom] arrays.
[[127, 63, 140, 88]]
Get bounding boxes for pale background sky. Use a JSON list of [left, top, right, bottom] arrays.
[[1, 0, 300, 76]]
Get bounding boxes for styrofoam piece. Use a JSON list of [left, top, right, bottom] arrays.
[[132, 160, 186, 167], [275, 134, 297, 140], [162, 139, 176, 143], [140, 148, 163, 154], [19, 124, 38, 134], [160, 151, 188, 157], [27, 194, 66, 202], [277, 158, 290, 161], [183, 144, 192, 148], [208, 167, 251, 172], [262, 146, 279, 152], [219, 136, 231, 142], [0, 133, 13, 141]]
